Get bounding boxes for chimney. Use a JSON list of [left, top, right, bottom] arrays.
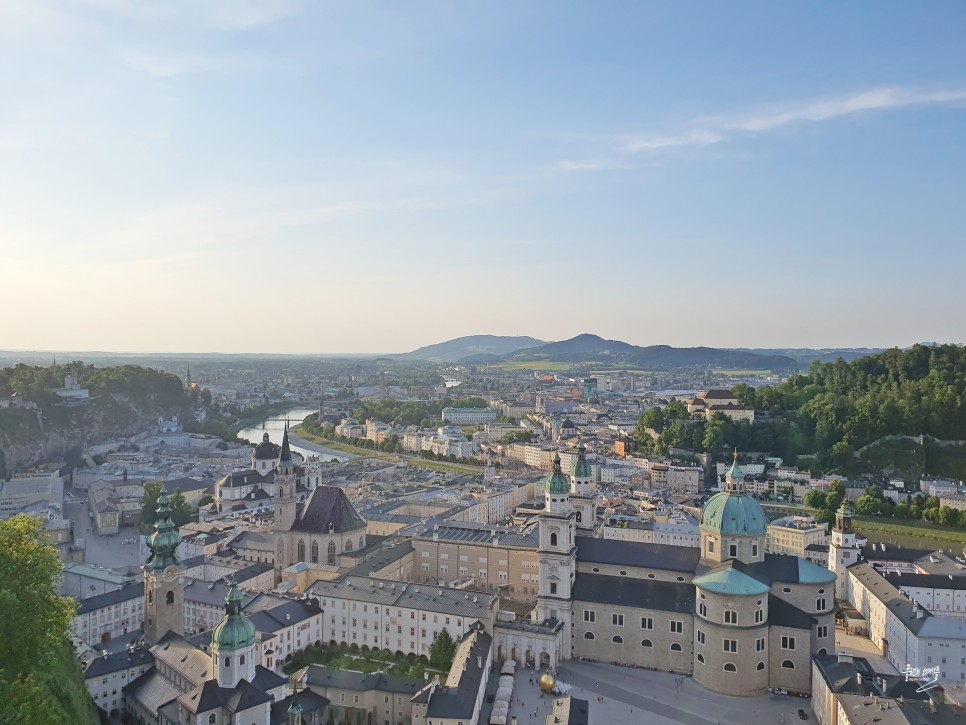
[[879, 677, 888, 696], [477, 656, 482, 669], [856, 672, 863, 686]]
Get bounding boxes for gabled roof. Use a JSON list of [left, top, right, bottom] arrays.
[[576, 538, 701, 573], [291, 486, 366, 534], [84, 646, 152, 679], [76, 583, 143, 614], [573, 574, 695, 611]]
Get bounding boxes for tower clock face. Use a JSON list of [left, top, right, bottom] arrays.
[[163, 565, 181, 580]]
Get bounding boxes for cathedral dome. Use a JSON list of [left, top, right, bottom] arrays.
[[212, 582, 256, 652], [546, 454, 570, 495], [253, 432, 281, 460], [700, 492, 767, 536]]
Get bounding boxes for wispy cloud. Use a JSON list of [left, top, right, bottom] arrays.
[[557, 158, 633, 173], [121, 50, 264, 77], [622, 86, 966, 154]]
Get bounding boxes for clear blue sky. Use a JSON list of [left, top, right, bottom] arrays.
[[1, 1, 964, 353]]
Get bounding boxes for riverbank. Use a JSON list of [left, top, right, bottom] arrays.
[[287, 430, 359, 460]]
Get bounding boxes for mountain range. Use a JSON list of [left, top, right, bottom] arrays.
[[396, 335, 547, 362]]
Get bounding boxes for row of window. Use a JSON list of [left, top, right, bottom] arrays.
[[694, 655, 795, 671], [582, 633, 684, 650], [586, 612, 682, 632]]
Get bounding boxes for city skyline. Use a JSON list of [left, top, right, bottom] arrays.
[[2, 1, 965, 353]]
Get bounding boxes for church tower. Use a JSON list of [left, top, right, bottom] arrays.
[[274, 426, 298, 533], [829, 501, 858, 600], [211, 580, 257, 688], [699, 453, 766, 565], [143, 491, 185, 646], [569, 443, 595, 531], [534, 454, 576, 649]]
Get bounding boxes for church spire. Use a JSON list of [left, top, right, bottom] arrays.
[[145, 490, 183, 573], [281, 423, 292, 463]]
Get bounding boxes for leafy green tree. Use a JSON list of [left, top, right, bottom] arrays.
[[923, 507, 940, 523], [731, 383, 757, 408], [937, 506, 960, 527], [828, 480, 846, 500], [825, 492, 845, 514], [640, 407, 666, 434], [169, 489, 192, 526], [0, 515, 96, 725], [140, 481, 165, 527], [702, 416, 726, 453], [909, 504, 922, 520], [802, 490, 827, 511], [925, 497, 941, 510], [893, 503, 911, 519], [854, 495, 880, 516], [429, 628, 457, 670], [198, 494, 215, 508]]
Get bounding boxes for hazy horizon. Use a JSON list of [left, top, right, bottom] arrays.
[[2, 2, 965, 353]]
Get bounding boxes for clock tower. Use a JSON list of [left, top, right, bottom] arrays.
[[143, 491, 185, 646], [534, 454, 576, 649]]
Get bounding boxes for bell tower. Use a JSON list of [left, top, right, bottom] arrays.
[[829, 502, 858, 600], [143, 491, 185, 646], [534, 454, 575, 651], [274, 426, 297, 532], [212, 580, 257, 688]]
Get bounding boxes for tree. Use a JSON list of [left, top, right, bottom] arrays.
[[140, 481, 165, 527], [828, 481, 846, 500], [825, 492, 845, 515], [428, 627, 457, 670], [925, 497, 941, 511], [198, 494, 215, 508], [731, 383, 757, 408], [0, 515, 96, 724], [923, 507, 940, 523], [802, 490, 827, 511], [937, 506, 960, 527], [854, 495, 880, 516], [702, 417, 726, 453], [640, 407, 666, 434], [169, 489, 192, 526]]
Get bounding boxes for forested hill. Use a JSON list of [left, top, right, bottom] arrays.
[[0, 363, 190, 474], [750, 344, 966, 470]]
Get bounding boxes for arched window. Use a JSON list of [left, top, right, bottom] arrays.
[[782, 660, 795, 669], [311, 541, 319, 563], [670, 643, 682, 652], [816, 597, 827, 611], [755, 608, 764, 623], [224, 656, 231, 668], [345, 539, 353, 552], [818, 648, 827, 656], [575, 511, 582, 523], [239, 654, 245, 665], [724, 610, 737, 624], [298, 539, 305, 561], [723, 663, 736, 672], [209, 714, 216, 725], [166, 591, 174, 605], [612, 635, 623, 644], [327, 541, 336, 565], [757, 661, 765, 671], [641, 639, 652, 647], [550, 533, 558, 547], [583, 632, 595, 640], [696, 653, 704, 663]]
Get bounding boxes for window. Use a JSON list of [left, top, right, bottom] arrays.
[[782, 587, 791, 593], [728, 544, 737, 558], [699, 603, 707, 617], [782, 660, 795, 669], [641, 639, 652, 647], [670, 620, 683, 634], [752, 542, 759, 557], [209, 715, 216, 725], [619, 570, 627, 576], [816, 597, 827, 612], [647, 573, 655, 579], [612, 635, 623, 644], [641, 617, 653, 630], [298, 539, 305, 561], [583, 632, 595, 640], [755, 608, 764, 624], [697, 653, 705, 663], [723, 663, 736, 672], [224, 656, 231, 668], [328, 541, 336, 565], [166, 591, 174, 605], [757, 661, 765, 671], [311, 541, 319, 563], [239, 654, 245, 665], [550, 533, 558, 547], [697, 630, 705, 645], [756, 637, 765, 652], [724, 610, 737, 625], [781, 636, 796, 651], [612, 614, 624, 627], [817, 625, 828, 639], [670, 643, 682, 652], [584, 610, 596, 623], [724, 639, 737, 653], [592, 567, 599, 573], [550, 583, 557, 595], [707, 540, 714, 554]]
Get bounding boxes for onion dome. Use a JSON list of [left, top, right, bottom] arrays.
[[144, 491, 183, 573], [572, 443, 592, 479], [212, 580, 256, 651], [546, 454, 570, 494]]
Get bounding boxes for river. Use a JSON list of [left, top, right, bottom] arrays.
[[234, 406, 350, 462]]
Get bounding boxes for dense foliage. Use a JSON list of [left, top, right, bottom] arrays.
[[0, 516, 96, 724]]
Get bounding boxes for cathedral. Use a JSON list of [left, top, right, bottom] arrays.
[[518, 451, 837, 697]]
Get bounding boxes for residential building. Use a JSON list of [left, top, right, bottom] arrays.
[[767, 515, 829, 558]]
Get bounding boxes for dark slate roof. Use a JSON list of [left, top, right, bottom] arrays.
[[162, 477, 214, 494], [76, 583, 143, 614], [84, 646, 152, 679], [572, 574, 695, 612], [812, 653, 932, 700], [246, 600, 321, 635], [885, 571, 966, 591], [860, 545, 933, 563], [416, 626, 492, 720], [346, 540, 414, 577], [270, 691, 330, 725], [292, 486, 366, 534], [576, 538, 701, 573], [767, 594, 815, 630], [303, 665, 424, 695], [224, 679, 273, 713], [251, 665, 287, 692], [217, 469, 272, 488], [254, 438, 281, 460], [235, 562, 275, 582]]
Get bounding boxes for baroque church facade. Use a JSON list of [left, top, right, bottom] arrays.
[[509, 451, 838, 697]]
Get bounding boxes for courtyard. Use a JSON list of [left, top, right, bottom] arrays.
[[482, 660, 814, 725]]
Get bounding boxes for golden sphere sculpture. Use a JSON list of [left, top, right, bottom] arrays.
[[539, 673, 555, 692]]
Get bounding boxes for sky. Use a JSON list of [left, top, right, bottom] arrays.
[[1, 1, 965, 354]]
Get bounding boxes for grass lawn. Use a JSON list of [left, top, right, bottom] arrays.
[[283, 644, 447, 682], [853, 515, 966, 547]]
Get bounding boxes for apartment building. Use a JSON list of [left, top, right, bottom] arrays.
[[766, 515, 829, 558]]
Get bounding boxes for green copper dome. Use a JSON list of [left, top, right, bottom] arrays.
[[546, 454, 570, 495], [701, 492, 767, 536], [726, 456, 743, 482], [572, 444, 592, 479], [213, 581, 256, 652], [145, 491, 183, 573]]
